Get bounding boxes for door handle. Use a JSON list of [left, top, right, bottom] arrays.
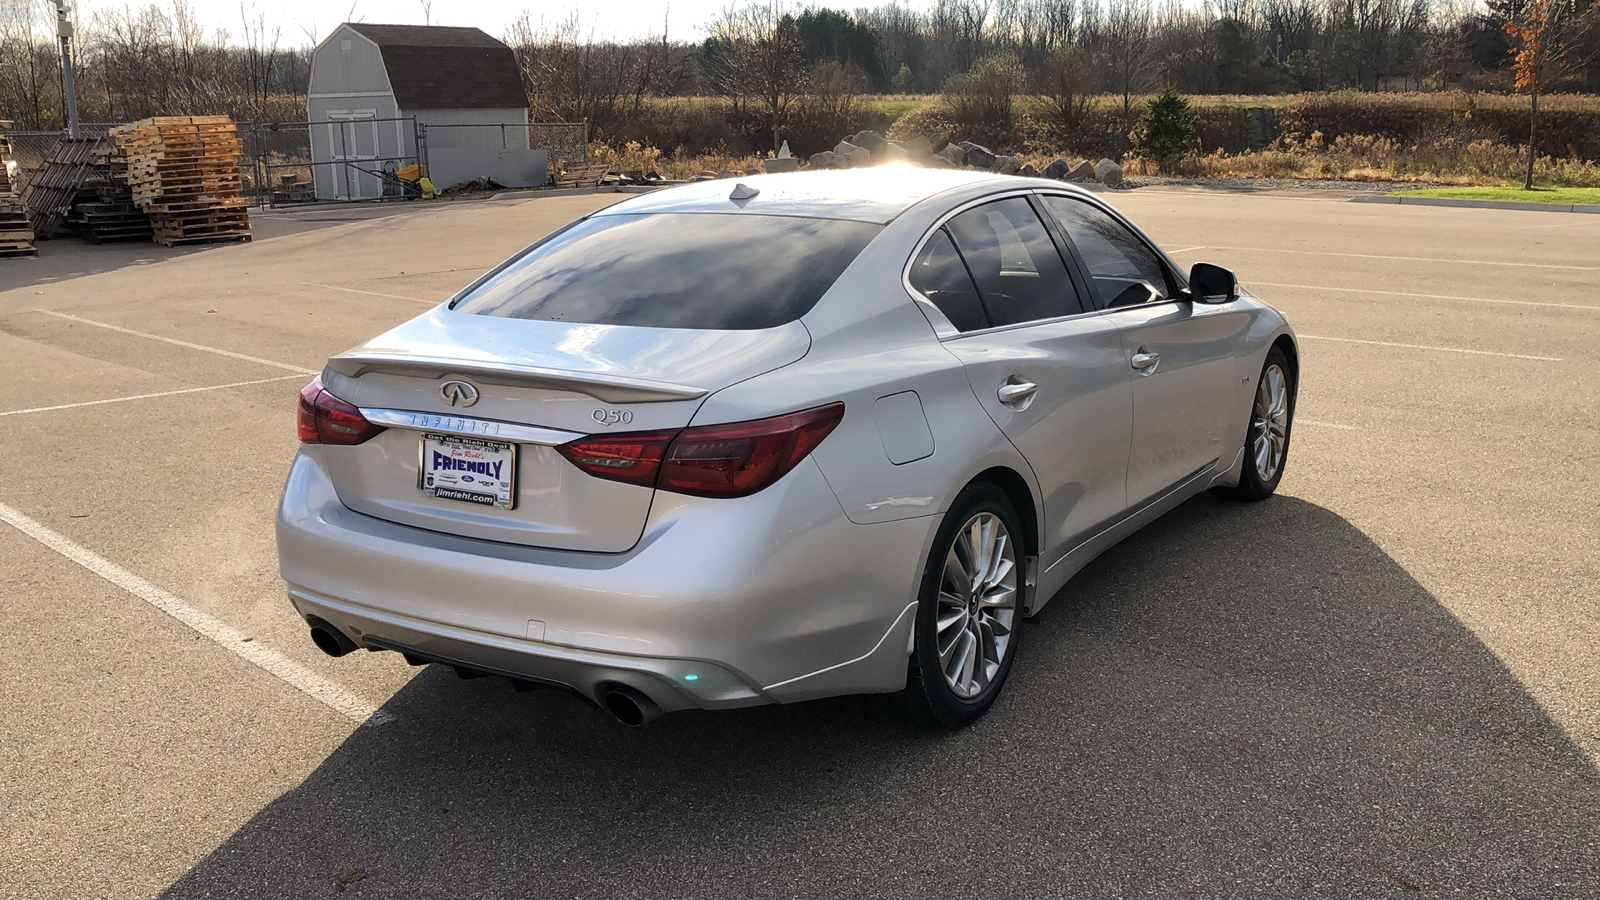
[[1130, 350, 1161, 374], [997, 379, 1038, 407]]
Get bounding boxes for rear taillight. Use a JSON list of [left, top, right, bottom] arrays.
[[297, 376, 384, 445], [556, 403, 845, 499], [554, 430, 677, 488], [659, 403, 845, 498]]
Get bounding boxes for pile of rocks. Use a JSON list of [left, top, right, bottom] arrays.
[[804, 130, 1123, 186]]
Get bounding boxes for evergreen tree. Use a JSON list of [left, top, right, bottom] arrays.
[[1131, 88, 1200, 174]]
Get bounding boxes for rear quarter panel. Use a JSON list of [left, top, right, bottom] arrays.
[[692, 204, 1040, 532]]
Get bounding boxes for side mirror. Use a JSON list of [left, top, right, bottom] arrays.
[[1188, 263, 1238, 304]]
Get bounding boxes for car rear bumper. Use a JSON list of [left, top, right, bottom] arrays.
[[276, 449, 935, 711], [288, 587, 766, 711]]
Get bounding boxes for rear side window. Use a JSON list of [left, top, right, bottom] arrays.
[[453, 214, 882, 330], [944, 198, 1083, 327], [1040, 195, 1173, 309], [908, 229, 988, 332]]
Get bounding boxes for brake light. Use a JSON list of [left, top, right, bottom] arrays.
[[554, 430, 676, 487], [297, 376, 385, 445], [660, 403, 845, 498], [556, 403, 845, 499]]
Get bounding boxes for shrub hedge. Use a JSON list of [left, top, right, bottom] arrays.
[[594, 92, 1600, 174], [886, 92, 1600, 163]]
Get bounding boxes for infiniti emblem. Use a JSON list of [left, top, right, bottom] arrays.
[[439, 380, 480, 408]]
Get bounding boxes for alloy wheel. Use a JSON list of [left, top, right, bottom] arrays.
[[1252, 363, 1290, 482], [936, 512, 1018, 700]]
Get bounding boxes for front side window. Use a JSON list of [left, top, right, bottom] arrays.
[[1040, 195, 1174, 310], [452, 214, 882, 330], [944, 197, 1084, 327]]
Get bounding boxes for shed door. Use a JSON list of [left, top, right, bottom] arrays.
[[325, 109, 381, 200]]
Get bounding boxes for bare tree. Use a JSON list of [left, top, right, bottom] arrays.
[[799, 59, 869, 142], [1038, 42, 1094, 130], [707, 3, 807, 154], [944, 50, 1023, 136], [1105, 0, 1153, 114], [0, 0, 58, 128], [239, 4, 282, 123]]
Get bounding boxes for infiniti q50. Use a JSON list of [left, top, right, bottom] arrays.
[[277, 167, 1297, 728]]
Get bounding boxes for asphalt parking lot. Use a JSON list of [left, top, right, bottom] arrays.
[[2, 186, 1597, 899]]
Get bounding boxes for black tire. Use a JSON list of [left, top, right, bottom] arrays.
[[1223, 346, 1295, 502], [894, 482, 1025, 729]]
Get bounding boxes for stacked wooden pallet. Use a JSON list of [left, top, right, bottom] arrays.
[[0, 136, 38, 258], [111, 116, 250, 247], [66, 144, 152, 244]]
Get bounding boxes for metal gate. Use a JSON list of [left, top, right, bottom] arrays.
[[246, 117, 420, 208]]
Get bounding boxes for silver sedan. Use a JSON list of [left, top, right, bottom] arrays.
[[278, 167, 1297, 728]]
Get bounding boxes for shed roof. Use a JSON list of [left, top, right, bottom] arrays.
[[343, 23, 528, 111]]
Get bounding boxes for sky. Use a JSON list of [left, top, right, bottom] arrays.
[[66, 0, 806, 45]]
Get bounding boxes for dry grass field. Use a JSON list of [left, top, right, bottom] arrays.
[[593, 91, 1600, 188]]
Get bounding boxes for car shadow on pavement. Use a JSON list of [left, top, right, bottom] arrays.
[[159, 495, 1600, 899]]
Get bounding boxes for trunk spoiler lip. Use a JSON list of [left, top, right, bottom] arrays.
[[324, 353, 710, 404]]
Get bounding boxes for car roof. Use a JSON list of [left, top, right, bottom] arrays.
[[593, 165, 1013, 225]]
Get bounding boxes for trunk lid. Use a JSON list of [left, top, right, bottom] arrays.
[[316, 308, 811, 552]]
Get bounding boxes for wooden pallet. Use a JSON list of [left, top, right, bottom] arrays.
[[110, 116, 250, 241], [20, 137, 104, 238], [150, 208, 250, 233], [69, 204, 153, 243], [1, 134, 38, 253], [153, 232, 251, 248], [143, 197, 248, 212], [555, 164, 610, 188]]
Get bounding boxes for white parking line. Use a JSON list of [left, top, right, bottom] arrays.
[[1297, 334, 1562, 361], [1166, 245, 1207, 254], [0, 501, 392, 727], [36, 310, 317, 374], [301, 282, 437, 304], [1205, 245, 1600, 271], [0, 374, 305, 418], [1300, 420, 1358, 430], [1249, 281, 1600, 312]]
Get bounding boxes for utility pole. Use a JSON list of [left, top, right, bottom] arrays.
[[55, 0, 79, 138]]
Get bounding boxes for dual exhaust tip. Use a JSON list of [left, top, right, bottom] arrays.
[[306, 621, 664, 727]]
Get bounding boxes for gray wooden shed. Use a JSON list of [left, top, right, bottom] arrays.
[[308, 24, 543, 199]]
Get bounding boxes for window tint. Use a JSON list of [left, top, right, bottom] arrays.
[[908, 229, 988, 332], [1040, 196, 1173, 310], [945, 198, 1082, 327], [453, 214, 881, 330]]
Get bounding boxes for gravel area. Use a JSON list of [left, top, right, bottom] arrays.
[[1126, 175, 1418, 194]]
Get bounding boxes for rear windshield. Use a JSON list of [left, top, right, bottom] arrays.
[[452, 213, 882, 330]]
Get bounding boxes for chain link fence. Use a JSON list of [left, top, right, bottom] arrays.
[[242, 121, 311, 203], [529, 122, 588, 174], [245, 119, 422, 207], [5, 118, 589, 207], [4, 125, 124, 191]]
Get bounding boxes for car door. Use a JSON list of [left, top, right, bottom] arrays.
[[908, 195, 1132, 563], [1038, 193, 1249, 507]]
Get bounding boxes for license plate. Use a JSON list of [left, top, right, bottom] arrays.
[[419, 433, 516, 509]]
